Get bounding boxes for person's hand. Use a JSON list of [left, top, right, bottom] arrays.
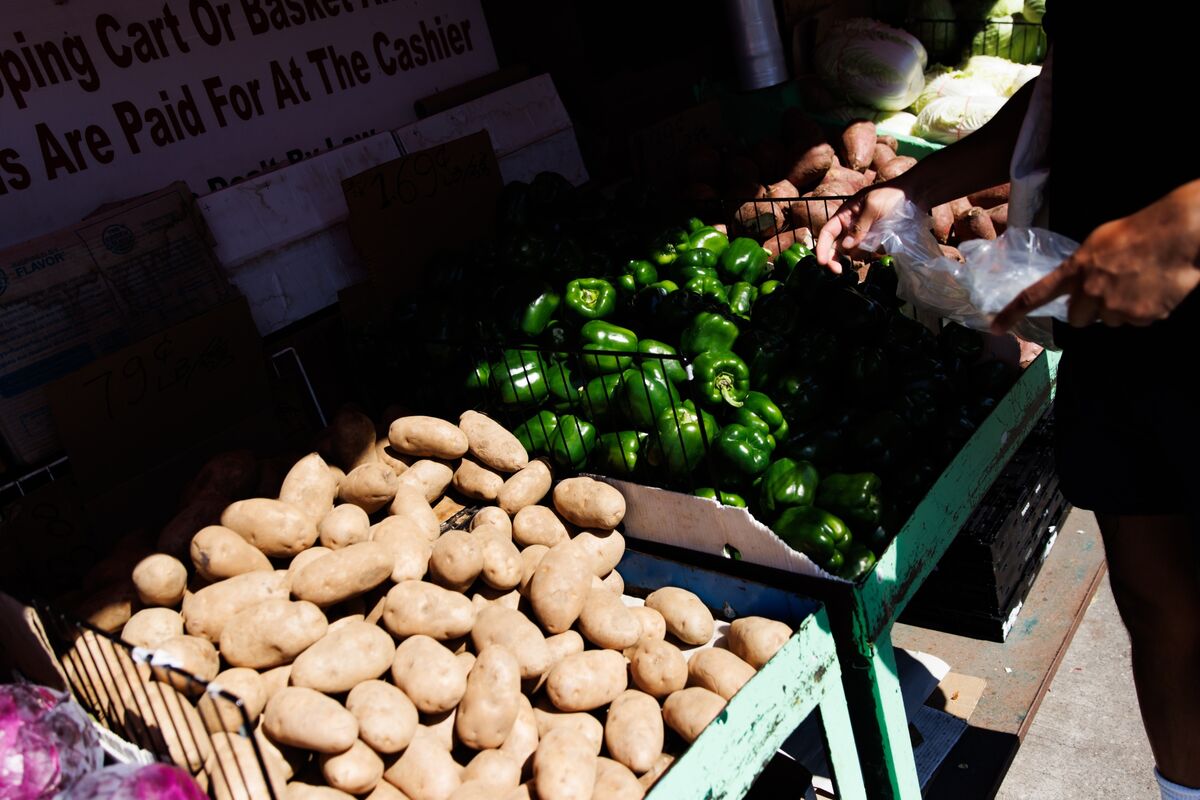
[[815, 184, 911, 273], [992, 184, 1200, 332]]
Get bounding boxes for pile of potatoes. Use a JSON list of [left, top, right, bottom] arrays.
[[60, 408, 797, 800]]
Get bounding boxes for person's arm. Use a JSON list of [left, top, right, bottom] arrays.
[[816, 79, 1038, 268], [992, 178, 1200, 330], [894, 78, 1037, 207]]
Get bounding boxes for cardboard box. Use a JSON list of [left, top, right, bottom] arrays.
[[198, 133, 402, 335], [0, 184, 233, 465]]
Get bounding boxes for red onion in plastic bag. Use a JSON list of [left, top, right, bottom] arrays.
[[66, 764, 206, 800], [0, 684, 102, 799]]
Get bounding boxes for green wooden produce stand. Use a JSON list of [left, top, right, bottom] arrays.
[[814, 349, 1061, 798], [626, 350, 1060, 798], [620, 547, 867, 799]]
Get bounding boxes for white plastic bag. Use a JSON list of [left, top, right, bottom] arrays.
[[858, 200, 1073, 347]]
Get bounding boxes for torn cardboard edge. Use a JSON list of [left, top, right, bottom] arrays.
[[595, 476, 847, 583]]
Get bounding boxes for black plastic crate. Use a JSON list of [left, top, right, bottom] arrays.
[[900, 412, 1072, 641]]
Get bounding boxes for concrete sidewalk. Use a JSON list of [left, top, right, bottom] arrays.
[[996, 570, 1157, 799]]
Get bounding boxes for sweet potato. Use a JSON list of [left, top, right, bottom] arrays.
[[878, 156, 917, 181], [823, 164, 867, 192], [870, 143, 896, 171], [939, 244, 965, 263], [931, 203, 954, 244], [988, 203, 1008, 234], [792, 186, 851, 233], [957, 206, 997, 242], [967, 183, 1010, 209], [733, 200, 784, 238], [785, 142, 836, 192], [839, 120, 876, 171], [877, 135, 899, 152], [763, 227, 814, 259]]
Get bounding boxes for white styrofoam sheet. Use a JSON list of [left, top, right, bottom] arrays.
[[224, 225, 368, 335], [598, 477, 846, 583], [499, 128, 590, 187], [394, 74, 573, 158], [200, 133, 402, 269]]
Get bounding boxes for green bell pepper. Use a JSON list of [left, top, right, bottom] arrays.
[[579, 320, 638, 374], [518, 285, 561, 337], [581, 373, 624, 421], [775, 371, 828, 429], [591, 430, 644, 477], [684, 276, 729, 306], [655, 400, 718, 476], [545, 360, 582, 404], [620, 361, 681, 429], [638, 339, 687, 384], [837, 543, 877, 581], [759, 457, 819, 516], [676, 247, 719, 271], [728, 281, 758, 320], [714, 424, 774, 478], [649, 279, 679, 293], [730, 391, 789, 441], [564, 278, 617, 320], [549, 414, 597, 469], [719, 237, 770, 285], [490, 349, 549, 405], [758, 279, 782, 297], [846, 346, 890, 397], [694, 488, 747, 508], [817, 472, 883, 527], [622, 259, 658, 291], [650, 227, 690, 266], [512, 410, 559, 456], [465, 359, 490, 392], [675, 262, 720, 284], [688, 226, 730, 257], [686, 217, 707, 234], [774, 506, 851, 571], [775, 242, 812, 276], [681, 312, 739, 357], [692, 351, 750, 408]]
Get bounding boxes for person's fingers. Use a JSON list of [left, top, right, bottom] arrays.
[[990, 261, 1078, 333], [1067, 291, 1101, 328], [815, 211, 847, 269], [1098, 309, 1125, 327]]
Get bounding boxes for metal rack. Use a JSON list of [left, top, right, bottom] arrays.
[[35, 603, 280, 799], [906, 17, 1047, 63]]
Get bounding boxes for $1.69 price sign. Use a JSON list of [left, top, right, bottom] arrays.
[[342, 129, 503, 292]]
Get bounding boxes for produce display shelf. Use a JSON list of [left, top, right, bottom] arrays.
[[623, 547, 867, 799], [638, 348, 1060, 799], [790, 348, 1060, 799], [34, 544, 868, 800]]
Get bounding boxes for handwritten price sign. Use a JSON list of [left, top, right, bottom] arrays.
[[47, 298, 271, 488], [342, 129, 502, 291]]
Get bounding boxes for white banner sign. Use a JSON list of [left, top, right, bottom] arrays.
[[0, 0, 497, 248]]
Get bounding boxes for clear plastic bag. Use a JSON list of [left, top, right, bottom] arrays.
[[858, 200, 1075, 347], [0, 684, 102, 800]]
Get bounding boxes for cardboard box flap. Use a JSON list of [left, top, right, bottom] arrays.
[[598, 477, 845, 582]]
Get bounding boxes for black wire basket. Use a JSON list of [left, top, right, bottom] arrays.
[[907, 17, 1047, 63], [34, 602, 279, 799]]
